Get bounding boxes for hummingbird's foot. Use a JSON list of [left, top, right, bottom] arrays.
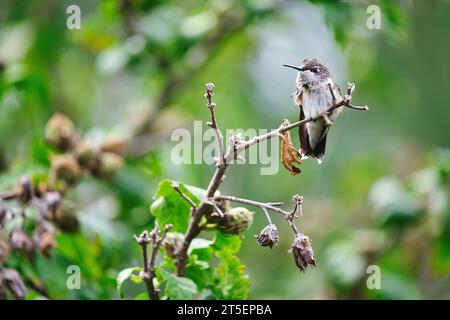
[[323, 113, 333, 126]]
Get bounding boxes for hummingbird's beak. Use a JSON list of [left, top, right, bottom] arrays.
[[283, 64, 307, 72]]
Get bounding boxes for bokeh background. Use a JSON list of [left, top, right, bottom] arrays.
[[1, 0, 449, 299]]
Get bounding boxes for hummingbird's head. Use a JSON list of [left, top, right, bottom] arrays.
[[283, 58, 331, 88]]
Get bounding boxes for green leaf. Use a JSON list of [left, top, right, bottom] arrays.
[[150, 180, 204, 233], [117, 267, 142, 299], [134, 292, 149, 300], [186, 254, 213, 291], [214, 251, 250, 300], [212, 231, 241, 254], [158, 268, 198, 300]]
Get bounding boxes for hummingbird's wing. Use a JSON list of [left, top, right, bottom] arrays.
[[296, 90, 312, 158]]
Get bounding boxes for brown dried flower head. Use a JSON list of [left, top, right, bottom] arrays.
[[255, 224, 279, 249], [289, 233, 316, 272], [51, 154, 82, 184], [33, 220, 56, 257], [45, 113, 77, 151], [9, 229, 34, 259], [0, 268, 27, 299]]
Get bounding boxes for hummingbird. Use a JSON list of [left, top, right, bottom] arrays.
[[283, 58, 343, 164]]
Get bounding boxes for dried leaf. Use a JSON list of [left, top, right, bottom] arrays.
[[280, 120, 302, 175]]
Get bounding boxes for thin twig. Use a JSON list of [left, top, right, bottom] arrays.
[[261, 207, 272, 224], [172, 183, 197, 211], [215, 195, 289, 218], [205, 83, 225, 166], [204, 198, 224, 218]]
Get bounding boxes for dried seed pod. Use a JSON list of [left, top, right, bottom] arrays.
[[9, 229, 35, 260], [218, 207, 254, 235], [33, 220, 56, 258], [255, 224, 279, 249], [161, 232, 184, 258], [288, 233, 316, 272], [94, 152, 123, 178], [43, 191, 61, 219], [101, 135, 127, 156], [74, 139, 96, 167], [0, 268, 27, 299], [51, 154, 81, 184], [45, 113, 77, 151]]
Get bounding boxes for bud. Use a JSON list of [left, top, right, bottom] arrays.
[[255, 224, 279, 248], [288, 233, 316, 272], [218, 207, 254, 235], [45, 113, 77, 151], [102, 135, 127, 156], [9, 229, 34, 260], [0, 268, 27, 299], [74, 139, 96, 167], [161, 232, 184, 258], [51, 154, 82, 184], [134, 230, 151, 246], [0, 235, 10, 264], [33, 220, 56, 257], [94, 152, 123, 178]]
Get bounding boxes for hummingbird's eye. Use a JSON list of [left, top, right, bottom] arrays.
[[312, 66, 321, 73]]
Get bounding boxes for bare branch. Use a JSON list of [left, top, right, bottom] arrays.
[[135, 224, 172, 300]]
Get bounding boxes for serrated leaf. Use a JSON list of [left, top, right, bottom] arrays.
[[212, 231, 241, 254], [186, 254, 213, 291], [150, 180, 204, 233], [158, 268, 198, 300], [214, 251, 249, 300], [117, 267, 141, 299]]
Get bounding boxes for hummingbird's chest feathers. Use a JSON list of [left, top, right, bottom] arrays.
[[302, 83, 333, 119]]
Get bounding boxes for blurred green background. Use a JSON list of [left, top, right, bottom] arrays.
[[1, 0, 449, 299]]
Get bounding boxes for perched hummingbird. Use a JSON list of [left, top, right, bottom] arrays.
[[283, 58, 343, 164]]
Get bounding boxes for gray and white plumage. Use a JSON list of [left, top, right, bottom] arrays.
[[285, 58, 343, 164]]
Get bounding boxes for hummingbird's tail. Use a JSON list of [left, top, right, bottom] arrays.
[[298, 110, 327, 164], [300, 136, 327, 165]]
